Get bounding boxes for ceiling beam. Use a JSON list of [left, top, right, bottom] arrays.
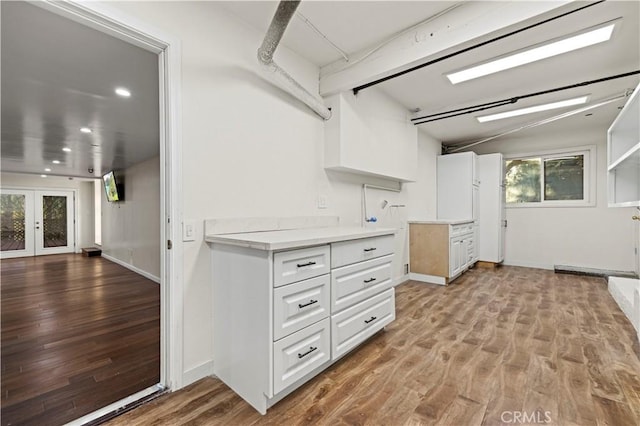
[[319, 1, 574, 97]]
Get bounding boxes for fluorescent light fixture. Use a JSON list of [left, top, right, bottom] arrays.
[[80, 127, 92, 133], [52, 160, 61, 164], [477, 96, 589, 122], [41, 175, 47, 178], [62, 147, 72, 152], [447, 22, 616, 84], [44, 168, 51, 172], [115, 87, 131, 97]]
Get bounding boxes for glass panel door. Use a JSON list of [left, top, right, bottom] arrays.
[[34, 190, 74, 256], [0, 189, 35, 258]]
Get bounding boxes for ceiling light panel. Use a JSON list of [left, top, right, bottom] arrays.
[[80, 127, 92, 133], [62, 147, 72, 152], [446, 21, 617, 84], [477, 96, 590, 122], [115, 87, 131, 97]]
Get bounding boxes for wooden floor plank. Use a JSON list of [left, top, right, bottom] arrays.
[[1, 253, 160, 426], [100, 266, 640, 426]]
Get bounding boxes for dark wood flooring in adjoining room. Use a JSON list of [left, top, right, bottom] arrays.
[[1, 254, 160, 426], [106, 266, 640, 426]]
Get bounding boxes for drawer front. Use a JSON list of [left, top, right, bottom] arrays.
[[331, 255, 393, 313], [273, 318, 330, 394], [331, 289, 395, 360], [451, 223, 473, 236], [331, 235, 394, 269], [273, 275, 330, 341], [273, 245, 330, 287]]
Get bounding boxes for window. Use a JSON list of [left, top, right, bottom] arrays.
[[505, 146, 595, 207]]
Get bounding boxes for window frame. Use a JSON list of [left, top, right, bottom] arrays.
[[504, 145, 596, 208]]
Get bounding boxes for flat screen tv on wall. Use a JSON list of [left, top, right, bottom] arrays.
[[102, 170, 124, 202]]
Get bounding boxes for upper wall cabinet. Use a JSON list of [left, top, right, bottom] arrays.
[[324, 91, 417, 182], [608, 82, 640, 207]]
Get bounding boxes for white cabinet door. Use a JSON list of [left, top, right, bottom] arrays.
[[449, 238, 462, 277]]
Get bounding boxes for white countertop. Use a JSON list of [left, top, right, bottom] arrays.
[[205, 226, 396, 251], [408, 219, 474, 225]]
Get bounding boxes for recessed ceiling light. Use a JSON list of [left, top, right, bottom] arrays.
[[41, 175, 47, 178], [80, 127, 92, 133], [52, 160, 61, 164], [476, 96, 590, 123], [62, 147, 72, 152], [115, 87, 131, 97], [44, 168, 51, 172], [446, 22, 617, 84]]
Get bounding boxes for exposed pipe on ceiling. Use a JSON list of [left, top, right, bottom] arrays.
[[412, 70, 640, 125], [352, 0, 605, 95], [257, 1, 332, 120], [295, 11, 349, 62], [446, 92, 631, 153]]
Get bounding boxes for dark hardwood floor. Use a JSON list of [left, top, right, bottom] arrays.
[[106, 266, 640, 426], [1, 254, 160, 426]]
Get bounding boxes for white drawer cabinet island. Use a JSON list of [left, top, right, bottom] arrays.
[[206, 227, 396, 414]]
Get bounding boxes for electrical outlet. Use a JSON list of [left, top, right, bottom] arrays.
[[318, 194, 328, 209]]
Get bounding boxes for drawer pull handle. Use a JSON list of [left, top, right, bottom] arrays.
[[364, 278, 377, 283], [296, 261, 316, 268], [364, 247, 377, 252], [298, 346, 317, 359], [298, 299, 318, 309], [364, 316, 377, 324]]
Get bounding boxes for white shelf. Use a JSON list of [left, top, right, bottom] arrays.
[[608, 142, 640, 171], [607, 82, 640, 207]]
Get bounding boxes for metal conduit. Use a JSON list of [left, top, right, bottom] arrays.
[[257, 1, 332, 120]]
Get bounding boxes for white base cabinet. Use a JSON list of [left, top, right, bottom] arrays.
[[409, 221, 475, 285], [208, 228, 396, 414]]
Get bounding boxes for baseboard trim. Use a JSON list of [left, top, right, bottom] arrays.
[[502, 260, 553, 270], [183, 360, 214, 388], [394, 274, 410, 286], [409, 272, 446, 286], [101, 253, 160, 284]]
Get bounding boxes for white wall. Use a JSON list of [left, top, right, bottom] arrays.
[[406, 130, 442, 221], [470, 130, 636, 272], [102, 1, 426, 385], [101, 156, 161, 279], [0, 172, 95, 249]]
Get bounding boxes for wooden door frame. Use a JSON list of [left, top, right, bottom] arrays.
[[32, 1, 184, 424]]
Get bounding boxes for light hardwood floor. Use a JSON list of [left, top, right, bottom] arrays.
[[1, 254, 160, 426], [106, 266, 640, 425]]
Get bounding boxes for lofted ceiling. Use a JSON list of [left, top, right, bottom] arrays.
[[221, 0, 640, 147], [1, 1, 159, 178], [1, 1, 638, 180]]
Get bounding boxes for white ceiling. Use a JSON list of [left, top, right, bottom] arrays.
[[2, 1, 638, 179], [221, 0, 640, 147], [1, 1, 159, 178]]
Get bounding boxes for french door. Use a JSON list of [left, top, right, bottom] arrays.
[[0, 189, 75, 259]]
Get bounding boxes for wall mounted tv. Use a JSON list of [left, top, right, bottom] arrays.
[[102, 170, 124, 202]]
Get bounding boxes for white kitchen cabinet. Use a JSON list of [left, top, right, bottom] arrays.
[[207, 227, 396, 414], [478, 153, 506, 263], [323, 91, 417, 182], [408, 221, 475, 285], [437, 152, 479, 266], [608, 82, 640, 207], [437, 152, 479, 221]]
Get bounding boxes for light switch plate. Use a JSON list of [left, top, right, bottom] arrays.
[[183, 220, 196, 242], [318, 194, 328, 209]]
